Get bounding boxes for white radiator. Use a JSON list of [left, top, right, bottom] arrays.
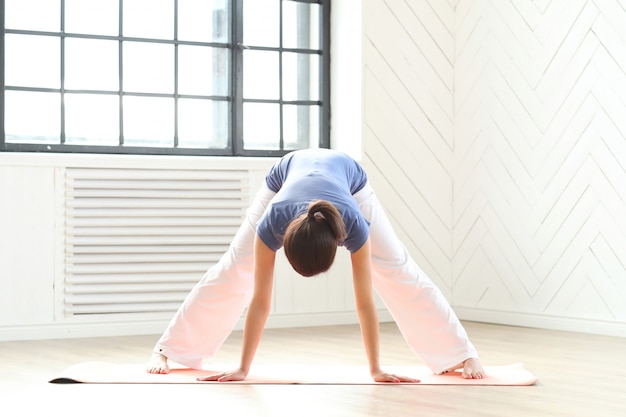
[[62, 167, 250, 318]]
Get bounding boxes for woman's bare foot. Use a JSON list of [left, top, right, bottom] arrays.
[[146, 353, 170, 374], [460, 358, 485, 379], [443, 358, 485, 379]]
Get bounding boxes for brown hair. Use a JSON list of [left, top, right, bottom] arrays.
[[283, 200, 347, 277]]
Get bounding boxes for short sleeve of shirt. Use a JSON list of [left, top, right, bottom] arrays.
[[264, 154, 292, 192], [341, 212, 370, 253]]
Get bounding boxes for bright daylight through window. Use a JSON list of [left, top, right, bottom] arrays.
[[0, 0, 330, 156]]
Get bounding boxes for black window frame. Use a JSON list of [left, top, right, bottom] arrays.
[[0, 0, 330, 157]]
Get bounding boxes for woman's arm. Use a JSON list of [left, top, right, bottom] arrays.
[[351, 238, 419, 383], [198, 235, 276, 382], [350, 239, 382, 375], [238, 236, 276, 374]]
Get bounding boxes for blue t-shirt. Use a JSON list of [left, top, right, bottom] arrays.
[[257, 149, 369, 253]]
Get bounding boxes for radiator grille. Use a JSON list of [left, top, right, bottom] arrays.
[[63, 167, 249, 318]]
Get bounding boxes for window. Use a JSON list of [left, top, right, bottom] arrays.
[[0, 0, 330, 156]]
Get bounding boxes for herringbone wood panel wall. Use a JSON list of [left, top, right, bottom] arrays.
[[362, 0, 626, 336]]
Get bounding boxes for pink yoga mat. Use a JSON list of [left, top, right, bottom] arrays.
[[49, 362, 537, 385]]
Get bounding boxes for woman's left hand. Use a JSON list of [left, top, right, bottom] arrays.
[[372, 369, 420, 383], [196, 368, 247, 382]]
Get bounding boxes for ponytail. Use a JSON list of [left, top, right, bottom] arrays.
[[305, 200, 347, 241], [284, 200, 346, 277]]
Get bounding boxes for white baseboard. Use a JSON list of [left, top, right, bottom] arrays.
[[0, 310, 395, 342], [5, 308, 623, 342], [456, 307, 626, 338]]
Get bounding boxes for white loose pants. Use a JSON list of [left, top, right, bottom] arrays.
[[154, 182, 477, 374]]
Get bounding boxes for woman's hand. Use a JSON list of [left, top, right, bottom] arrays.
[[371, 369, 420, 383], [197, 368, 248, 382]]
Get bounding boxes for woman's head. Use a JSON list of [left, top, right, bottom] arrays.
[[283, 200, 347, 277]]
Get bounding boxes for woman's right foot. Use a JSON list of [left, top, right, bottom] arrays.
[[146, 352, 170, 374]]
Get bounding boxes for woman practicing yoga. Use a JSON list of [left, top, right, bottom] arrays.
[[147, 148, 484, 382]]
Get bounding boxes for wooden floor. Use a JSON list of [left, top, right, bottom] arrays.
[[1, 321, 625, 417]]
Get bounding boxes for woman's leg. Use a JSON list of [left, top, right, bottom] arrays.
[[353, 183, 479, 374], [152, 184, 276, 369]]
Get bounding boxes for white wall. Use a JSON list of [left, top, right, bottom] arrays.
[[361, 0, 626, 337], [0, 166, 56, 326], [451, 0, 626, 336], [361, 0, 456, 296]]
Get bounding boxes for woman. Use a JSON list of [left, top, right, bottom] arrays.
[[147, 148, 484, 382]]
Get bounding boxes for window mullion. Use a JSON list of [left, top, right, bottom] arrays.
[[0, 0, 4, 151], [232, 0, 244, 156], [60, 0, 66, 144], [320, 0, 330, 149], [278, 0, 284, 151], [118, 0, 124, 146], [173, 0, 179, 149]]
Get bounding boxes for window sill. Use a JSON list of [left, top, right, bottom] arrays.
[[0, 151, 278, 170]]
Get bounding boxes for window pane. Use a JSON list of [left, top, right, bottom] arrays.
[[243, 103, 280, 150], [283, 104, 319, 150], [65, 38, 119, 91], [178, 46, 229, 96], [178, 99, 229, 149], [123, 0, 174, 39], [4, 91, 60, 144], [282, 52, 319, 101], [4, 0, 60, 32], [123, 42, 174, 94], [65, 0, 119, 36], [283, 0, 319, 50], [5, 34, 60, 89], [243, 0, 279, 47], [243, 50, 279, 100], [65, 94, 120, 146], [123, 96, 174, 147], [178, 0, 230, 43], [1, 0, 328, 155]]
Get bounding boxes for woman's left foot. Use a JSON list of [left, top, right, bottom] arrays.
[[444, 358, 485, 379]]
